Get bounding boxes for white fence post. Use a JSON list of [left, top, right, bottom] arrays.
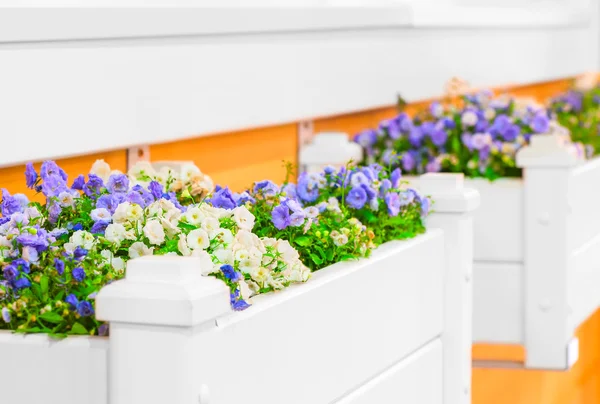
[[516, 133, 583, 370], [299, 132, 363, 173], [419, 173, 480, 404], [96, 256, 230, 404]]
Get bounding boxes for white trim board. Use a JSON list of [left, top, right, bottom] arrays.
[[0, 4, 597, 167]]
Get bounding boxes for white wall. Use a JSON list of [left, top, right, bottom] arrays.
[[0, 1, 597, 166]]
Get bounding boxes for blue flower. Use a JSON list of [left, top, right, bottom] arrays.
[[379, 179, 392, 197], [126, 191, 146, 208], [531, 113, 550, 133], [107, 174, 129, 194], [96, 194, 122, 214], [77, 301, 94, 317], [296, 173, 321, 203], [502, 125, 520, 142], [54, 258, 65, 275], [421, 196, 431, 217], [83, 174, 104, 198], [1, 189, 26, 216], [131, 185, 155, 206], [426, 159, 442, 173], [271, 204, 291, 230], [71, 175, 85, 190], [408, 126, 423, 147], [230, 291, 251, 311], [12, 259, 30, 274], [390, 168, 402, 189], [399, 190, 416, 207], [443, 117, 456, 129], [3, 265, 19, 282], [354, 129, 378, 147], [90, 220, 109, 235], [73, 247, 88, 260], [1, 307, 11, 323], [233, 191, 256, 206], [209, 187, 236, 210], [16, 228, 49, 252], [382, 149, 399, 166], [402, 152, 417, 172], [24, 163, 38, 189], [281, 183, 297, 200], [40, 161, 67, 182], [220, 264, 242, 282], [346, 187, 367, 209], [253, 180, 280, 197], [65, 294, 79, 310], [72, 267, 85, 282], [284, 199, 306, 227], [13, 278, 31, 290], [148, 181, 163, 200], [385, 192, 401, 217], [430, 128, 448, 146]]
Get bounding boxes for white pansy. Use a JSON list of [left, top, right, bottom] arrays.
[[201, 217, 220, 238], [187, 228, 210, 250], [158, 198, 177, 213], [143, 219, 165, 245], [234, 248, 251, 262], [461, 111, 478, 127], [214, 228, 234, 245], [105, 223, 126, 245], [57, 191, 76, 207], [63, 242, 76, 254], [70, 230, 95, 250], [184, 207, 204, 226], [90, 208, 112, 222], [235, 230, 261, 249], [232, 206, 255, 231], [484, 108, 496, 121], [128, 161, 155, 180], [191, 249, 215, 275], [90, 159, 112, 183], [277, 240, 300, 262], [177, 234, 191, 256], [199, 204, 232, 219], [239, 280, 253, 301], [24, 207, 41, 220], [112, 257, 125, 272], [180, 163, 202, 183], [127, 204, 144, 222], [128, 241, 154, 259], [249, 266, 269, 284], [112, 202, 131, 224], [213, 247, 234, 265]]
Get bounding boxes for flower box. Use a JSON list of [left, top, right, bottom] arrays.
[[303, 131, 599, 370], [0, 174, 478, 404]]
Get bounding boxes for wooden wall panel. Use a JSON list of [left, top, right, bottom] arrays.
[[150, 124, 297, 192], [0, 150, 127, 202]]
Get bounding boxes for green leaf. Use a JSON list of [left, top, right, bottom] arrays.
[[39, 312, 64, 324], [309, 253, 323, 266], [177, 222, 197, 231], [70, 322, 88, 335], [294, 236, 312, 247], [31, 283, 43, 301], [40, 275, 49, 301]]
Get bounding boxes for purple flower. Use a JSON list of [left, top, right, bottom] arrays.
[[297, 173, 320, 203], [280, 183, 297, 200], [96, 194, 122, 214], [165, 192, 186, 212], [271, 204, 291, 230], [443, 117, 456, 129], [253, 180, 280, 197], [402, 152, 417, 172], [430, 128, 447, 146], [40, 161, 67, 182], [1, 190, 24, 216], [131, 185, 155, 206], [386, 120, 402, 140], [230, 292, 251, 311], [83, 175, 104, 198], [72, 267, 85, 282], [47, 201, 62, 224], [399, 190, 416, 206], [13, 278, 31, 290], [25, 163, 38, 189], [385, 192, 401, 217], [209, 187, 236, 210], [421, 196, 431, 217], [408, 127, 424, 147], [347, 187, 368, 209], [12, 259, 30, 274], [430, 101, 443, 118], [77, 301, 94, 317], [382, 149, 400, 166], [502, 125, 520, 142], [220, 264, 242, 282], [73, 246, 88, 260], [2, 307, 11, 323], [426, 159, 442, 173], [284, 199, 306, 227], [349, 172, 369, 188], [233, 191, 256, 206], [148, 181, 163, 200], [531, 113, 550, 133], [354, 129, 378, 147], [98, 323, 109, 336], [71, 175, 85, 191], [107, 174, 129, 194], [397, 113, 413, 133], [66, 294, 79, 310], [390, 168, 402, 188], [379, 179, 392, 197], [54, 258, 65, 275], [21, 246, 38, 263], [41, 174, 68, 198], [126, 191, 146, 208], [3, 265, 19, 282], [90, 220, 109, 235], [16, 228, 49, 252]]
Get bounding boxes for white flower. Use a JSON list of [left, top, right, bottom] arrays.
[[128, 241, 154, 258], [90, 159, 112, 183], [461, 111, 478, 127], [277, 240, 299, 262], [187, 229, 210, 250], [127, 204, 144, 222], [199, 204, 232, 219], [70, 230, 95, 250], [113, 202, 131, 224], [24, 207, 41, 220], [63, 242, 76, 254], [177, 234, 191, 256], [232, 206, 255, 231], [91, 208, 112, 222], [105, 223, 126, 245], [191, 249, 215, 275], [112, 257, 125, 272], [235, 230, 261, 249], [484, 108, 496, 121], [331, 231, 348, 247], [249, 266, 270, 284], [124, 229, 136, 241], [184, 207, 204, 226], [180, 163, 202, 183], [304, 206, 319, 219], [155, 166, 177, 185], [128, 161, 155, 180], [214, 228, 234, 245], [57, 191, 76, 207], [213, 247, 234, 265], [143, 220, 165, 245], [201, 217, 221, 238], [239, 280, 253, 301]]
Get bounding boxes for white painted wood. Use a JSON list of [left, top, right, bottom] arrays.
[[299, 132, 363, 173], [0, 7, 597, 167], [97, 233, 446, 404], [334, 339, 443, 404], [0, 332, 108, 404], [420, 173, 480, 404]]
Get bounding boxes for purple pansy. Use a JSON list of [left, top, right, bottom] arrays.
[[72, 267, 85, 282], [346, 187, 368, 209], [384, 192, 401, 217], [271, 204, 291, 230], [71, 175, 85, 191], [209, 187, 236, 210], [25, 163, 38, 189], [106, 174, 129, 194], [253, 180, 280, 197]]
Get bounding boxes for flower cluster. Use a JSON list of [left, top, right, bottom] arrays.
[[355, 90, 590, 180]]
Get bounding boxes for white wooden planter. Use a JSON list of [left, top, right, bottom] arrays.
[[302, 132, 600, 371], [0, 174, 478, 404]]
